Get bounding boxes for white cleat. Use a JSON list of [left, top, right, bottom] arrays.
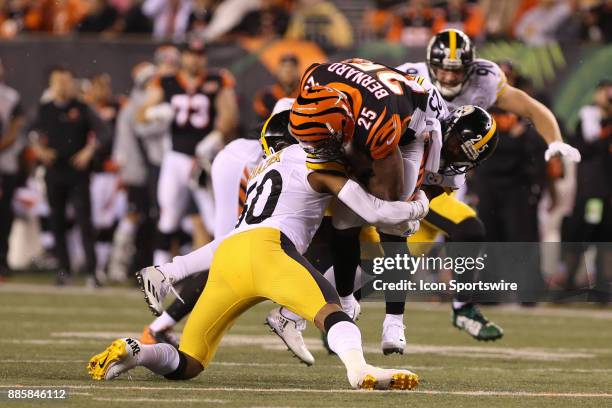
[[381, 320, 406, 355], [87, 338, 141, 380], [340, 294, 361, 321], [349, 364, 419, 390], [136, 266, 182, 316], [265, 307, 314, 366]]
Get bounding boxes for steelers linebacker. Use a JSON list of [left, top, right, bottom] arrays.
[[88, 88, 428, 390], [390, 28, 582, 344]]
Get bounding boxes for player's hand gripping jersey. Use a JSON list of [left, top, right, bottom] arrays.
[[299, 59, 436, 161], [396, 59, 507, 111], [156, 70, 235, 155]]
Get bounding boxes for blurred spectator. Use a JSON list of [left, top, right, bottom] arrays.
[[142, 0, 192, 40], [438, 0, 485, 40], [253, 53, 300, 121], [28, 0, 87, 34], [29, 66, 110, 286], [0, 58, 25, 278], [479, 0, 520, 40], [579, 0, 612, 43], [197, 0, 260, 42], [561, 79, 612, 303], [233, 0, 290, 39], [514, 0, 571, 45], [285, 0, 353, 50], [362, 2, 397, 40], [111, 0, 152, 34], [388, 0, 445, 47], [76, 0, 119, 33], [186, 0, 215, 39]]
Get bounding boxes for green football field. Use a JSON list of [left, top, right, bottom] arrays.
[[1, 280, 611, 408]]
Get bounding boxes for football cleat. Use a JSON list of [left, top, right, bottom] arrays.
[[140, 326, 180, 348], [136, 266, 183, 316], [349, 364, 419, 390], [381, 320, 406, 355], [87, 338, 141, 380], [265, 307, 314, 366], [452, 303, 504, 341]]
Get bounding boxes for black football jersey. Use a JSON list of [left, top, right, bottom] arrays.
[[158, 69, 234, 155], [299, 59, 430, 160]]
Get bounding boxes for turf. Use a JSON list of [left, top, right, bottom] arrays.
[[0, 280, 611, 408]]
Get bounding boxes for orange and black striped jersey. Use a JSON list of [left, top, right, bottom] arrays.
[[299, 59, 430, 161]]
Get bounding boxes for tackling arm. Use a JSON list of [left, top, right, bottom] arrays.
[[308, 171, 428, 235]]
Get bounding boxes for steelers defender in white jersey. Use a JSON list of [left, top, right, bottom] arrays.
[[394, 28, 582, 342], [88, 87, 429, 390]]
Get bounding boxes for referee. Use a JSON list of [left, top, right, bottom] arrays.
[[30, 66, 110, 286]]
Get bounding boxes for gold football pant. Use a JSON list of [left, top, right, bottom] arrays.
[[179, 227, 339, 366]]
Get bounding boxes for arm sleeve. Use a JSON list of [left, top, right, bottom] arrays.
[[337, 179, 428, 228]]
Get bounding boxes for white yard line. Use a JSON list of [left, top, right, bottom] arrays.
[[93, 397, 226, 403], [1, 385, 611, 398]]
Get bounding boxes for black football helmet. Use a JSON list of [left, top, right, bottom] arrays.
[[259, 110, 296, 156], [426, 29, 475, 98], [440, 105, 498, 175]]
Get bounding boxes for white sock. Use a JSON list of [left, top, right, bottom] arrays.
[[384, 314, 404, 326], [452, 300, 467, 310], [162, 238, 221, 283], [149, 311, 176, 333], [154, 249, 171, 266], [326, 321, 366, 378], [136, 343, 180, 375], [279, 307, 303, 322]]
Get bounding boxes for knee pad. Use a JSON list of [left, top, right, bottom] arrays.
[[449, 217, 485, 242]]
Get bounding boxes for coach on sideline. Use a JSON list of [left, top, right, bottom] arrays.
[[29, 66, 111, 287]]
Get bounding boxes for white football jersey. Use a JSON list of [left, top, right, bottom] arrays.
[[232, 144, 331, 254], [396, 58, 508, 110]]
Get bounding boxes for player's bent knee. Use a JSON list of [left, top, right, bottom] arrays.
[[164, 351, 203, 380], [450, 217, 485, 242]]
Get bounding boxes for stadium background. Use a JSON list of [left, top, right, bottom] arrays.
[[0, 1, 611, 406]]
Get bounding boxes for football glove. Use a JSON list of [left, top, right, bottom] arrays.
[[544, 141, 581, 163]]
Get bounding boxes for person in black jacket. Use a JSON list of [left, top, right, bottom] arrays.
[[561, 79, 612, 303], [30, 66, 111, 287]]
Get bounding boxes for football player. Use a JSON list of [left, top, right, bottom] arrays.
[[294, 58, 450, 356], [88, 89, 428, 390], [139, 42, 239, 266], [388, 28, 581, 345]]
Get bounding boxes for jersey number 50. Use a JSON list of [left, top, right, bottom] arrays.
[[171, 94, 210, 128], [237, 170, 283, 226]]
